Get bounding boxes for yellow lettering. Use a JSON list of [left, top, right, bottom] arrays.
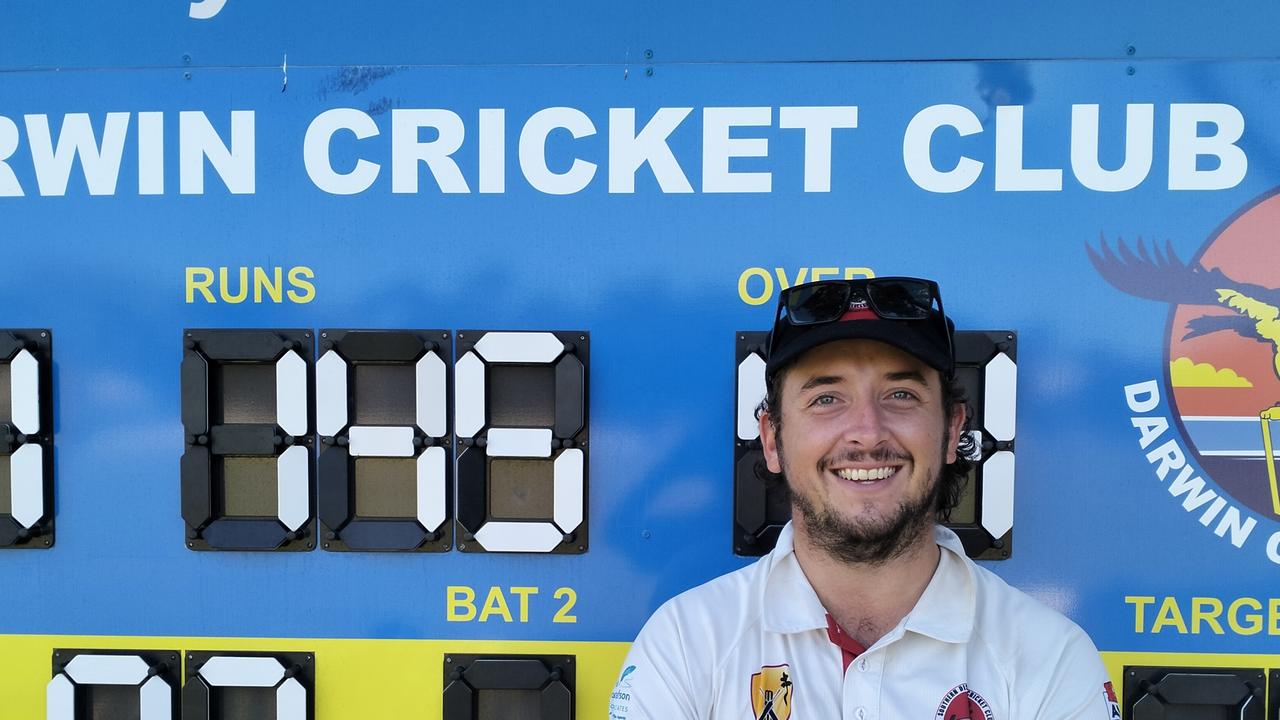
[[1125, 595, 1156, 633], [219, 266, 249, 303], [479, 586, 513, 623], [1190, 597, 1225, 634], [1151, 596, 1188, 634], [1270, 598, 1280, 635], [287, 266, 316, 304], [810, 267, 838, 281], [738, 267, 773, 306], [185, 267, 216, 303], [552, 587, 578, 623], [446, 586, 476, 622], [1227, 597, 1263, 635], [843, 267, 875, 279], [509, 586, 538, 623], [254, 266, 283, 303], [775, 267, 809, 290]]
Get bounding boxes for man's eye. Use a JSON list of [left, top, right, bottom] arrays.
[[810, 394, 837, 406], [888, 390, 918, 401]]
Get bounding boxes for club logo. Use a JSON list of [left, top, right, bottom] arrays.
[[750, 664, 793, 720], [1090, 188, 1280, 564], [934, 683, 994, 720]]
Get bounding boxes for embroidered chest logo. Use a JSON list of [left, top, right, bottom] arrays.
[[750, 664, 794, 720], [934, 683, 995, 720]]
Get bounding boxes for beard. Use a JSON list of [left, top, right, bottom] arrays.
[[786, 446, 945, 566]]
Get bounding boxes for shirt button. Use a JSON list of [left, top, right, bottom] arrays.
[[858, 657, 869, 672], [855, 707, 867, 720]]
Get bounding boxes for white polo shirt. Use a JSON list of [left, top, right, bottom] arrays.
[[610, 524, 1119, 720]]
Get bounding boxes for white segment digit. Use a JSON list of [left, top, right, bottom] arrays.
[[348, 426, 415, 457], [553, 449, 584, 533], [10, 443, 44, 528], [474, 521, 564, 553], [277, 446, 310, 532], [736, 351, 766, 441], [11, 348, 40, 434], [198, 656, 286, 687], [276, 677, 306, 720], [276, 350, 308, 437], [984, 352, 1017, 442], [417, 446, 447, 532], [315, 351, 348, 437], [65, 654, 149, 684], [46, 674, 74, 720], [48, 657, 173, 720], [139, 675, 174, 720], [416, 350, 447, 437], [473, 331, 564, 363], [487, 428, 552, 458], [981, 450, 1016, 539], [455, 352, 486, 438]]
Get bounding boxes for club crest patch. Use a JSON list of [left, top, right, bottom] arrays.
[[750, 664, 793, 720], [934, 683, 994, 720]]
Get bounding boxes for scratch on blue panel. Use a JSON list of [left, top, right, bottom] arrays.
[[319, 66, 399, 98]]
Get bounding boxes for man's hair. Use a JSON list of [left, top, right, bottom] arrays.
[[754, 365, 976, 520]]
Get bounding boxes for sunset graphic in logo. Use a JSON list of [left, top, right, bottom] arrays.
[[1090, 189, 1280, 517]]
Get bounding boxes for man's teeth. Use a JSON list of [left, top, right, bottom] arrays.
[[836, 467, 896, 482]]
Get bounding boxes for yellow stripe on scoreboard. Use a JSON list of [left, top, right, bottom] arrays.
[[5, 638, 1278, 719], [0, 635, 630, 720]]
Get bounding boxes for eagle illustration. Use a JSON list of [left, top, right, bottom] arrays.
[[1089, 236, 1280, 515], [1087, 236, 1280, 381]]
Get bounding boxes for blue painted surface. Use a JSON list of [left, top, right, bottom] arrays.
[[2, 1, 1279, 70], [1, 53, 1279, 657]]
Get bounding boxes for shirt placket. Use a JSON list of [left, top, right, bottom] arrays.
[[841, 646, 883, 720]]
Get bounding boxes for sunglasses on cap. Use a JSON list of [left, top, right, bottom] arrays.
[[767, 276, 955, 375]]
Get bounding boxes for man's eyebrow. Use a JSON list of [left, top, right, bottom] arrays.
[[885, 370, 930, 385], [799, 375, 843, 391]]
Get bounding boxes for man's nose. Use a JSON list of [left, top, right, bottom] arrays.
[[839, 398, 887, 446]]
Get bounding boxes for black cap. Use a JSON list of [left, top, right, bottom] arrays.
[[765, 289, 953, 379]]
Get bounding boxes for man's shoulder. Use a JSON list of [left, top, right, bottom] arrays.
[[642, 556, 768, 640], [965, 557, 1098, 661]]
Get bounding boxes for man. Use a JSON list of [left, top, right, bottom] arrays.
[[612, 277, 1117, 720]]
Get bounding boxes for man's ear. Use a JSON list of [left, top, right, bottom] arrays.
[[760, 411, 783, 473], [945, 401, 967, 465]]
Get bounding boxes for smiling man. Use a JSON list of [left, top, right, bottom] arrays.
[[613, 277, 1116, 720]]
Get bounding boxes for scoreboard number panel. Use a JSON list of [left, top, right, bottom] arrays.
[[316, 329, 453, 552], [0, 329, 54, 549], [181, 330, 316, 552], [948, 331, 1018, 560], [1122, 666, 1266, 719], [47, 649, 181, 720], [454, 331, 588, 554], [182, 651, 314, 720], [442, 654, 575, 720], [732, 330, 1018, 559]]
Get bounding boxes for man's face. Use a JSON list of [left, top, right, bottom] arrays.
[[760, 339, 964, 563]]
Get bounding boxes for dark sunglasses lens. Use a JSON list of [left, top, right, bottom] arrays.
[[868, 280, 934, 319], [786, 283, 850, 325]]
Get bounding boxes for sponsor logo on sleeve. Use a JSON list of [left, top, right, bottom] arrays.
[[1103, 681, 1121, 719], [609, 665, 636, 720]]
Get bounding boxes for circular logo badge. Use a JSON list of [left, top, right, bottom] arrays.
[[934, 684, 994, 720], [1166, 190, 1280, 519]]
